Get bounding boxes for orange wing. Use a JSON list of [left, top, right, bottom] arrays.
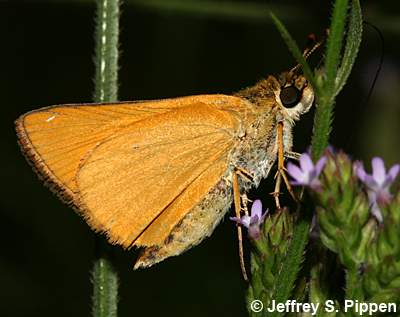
[[16, 95, 248, 251], [76, 103, 239, 247], [16, 95, 237, 198]]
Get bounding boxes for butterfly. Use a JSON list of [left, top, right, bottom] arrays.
[[15, 70, 314, 273]]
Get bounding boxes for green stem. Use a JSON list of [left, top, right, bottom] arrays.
[[94, 0, 120, 103], [310, 95, 335, 160], [92, 0, 120, 316], [342, 268, 363, 317], [345, 267, 364, 300], [324, 0, 349, 94], [270, 214, 310, 317], [92, 257, 119, 317], [311, 0, 350, 160], [335, 0, 362, 97]]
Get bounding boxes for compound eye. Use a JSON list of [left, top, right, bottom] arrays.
[[280, 86, 301, 108]]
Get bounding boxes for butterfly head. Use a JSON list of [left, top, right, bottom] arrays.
[[275, 71, 314, 122], [236, 70, 314, 124]]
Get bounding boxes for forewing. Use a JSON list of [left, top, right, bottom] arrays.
[[75, 103, 241, 248], [15, 95, 241, 200]]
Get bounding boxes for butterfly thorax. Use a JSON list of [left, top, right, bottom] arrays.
[[230, 73, 314, 190]]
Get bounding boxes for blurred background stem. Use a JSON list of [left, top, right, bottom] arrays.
[[92, 0, 120, 316]]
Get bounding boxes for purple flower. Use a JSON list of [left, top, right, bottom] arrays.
[[355, 157, 400, 222], [287, 153, 327, 191], [230, 199, 267, 240]]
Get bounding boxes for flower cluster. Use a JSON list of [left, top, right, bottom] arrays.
[[287, 152, 399, 222], [242, 150, 400, 307], [231, 151, 399, 239]]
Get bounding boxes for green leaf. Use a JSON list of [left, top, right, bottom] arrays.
[[270, 12, 317, 91], [324, 0, 349, 94], [335, 0, 363, 97]]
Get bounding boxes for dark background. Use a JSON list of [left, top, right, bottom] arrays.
[[1, 1, 399, 316]]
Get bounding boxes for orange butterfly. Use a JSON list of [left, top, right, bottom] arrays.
[[15, 71, 313, 272]]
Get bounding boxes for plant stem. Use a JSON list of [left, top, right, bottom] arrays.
[[270, 215, 310, 317], [324, 0, 349, 94], [92, 0, 120, 316], [94, 0, 120, 103], [92, 257, 119, 317], [311, 0, 350, 160]]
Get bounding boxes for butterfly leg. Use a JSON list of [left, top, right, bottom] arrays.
[[272, 171, 282, 209], [285, 151, 301, 161], [272, 122, 298, 206], [235, 168, 253, 216], [235, 166, 254, 183], [232, 171, 249, 281], [241, 192, 251, 217], [234, 167, 254, 215]]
